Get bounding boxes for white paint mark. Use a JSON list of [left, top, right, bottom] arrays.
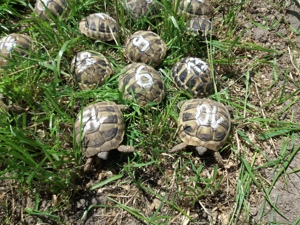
[[76, 52, 97, 73], [135, 65, 154, 88], [94, 13, 106, 19], [145, 0, 152, 3], [195, 104, 224, 129], [132, 35, 150, 52], [37, 0, 49, 11], [0, 36, 16, 53], [186, 58, 208, 73], [83, 107, 107, 132]]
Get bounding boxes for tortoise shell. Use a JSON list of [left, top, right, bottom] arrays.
[[124, 0, 156, 19], [124, 30, 167, 68], [71, 51, 114, 90], [172, 57, 213, 97], [177, 98, 231, 151], [0, 33, 32, 66], [79, 13, 119, 41], [118, 63, 165, 106], [178, 0, 213, 19], [186, 16, 212, 36], [75, 101, 125, 158], [34, 0, 69, 20]]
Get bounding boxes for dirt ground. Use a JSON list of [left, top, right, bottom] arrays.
[[1, 0, 300, 224]]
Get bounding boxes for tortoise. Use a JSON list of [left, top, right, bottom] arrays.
[[34, 0, 69, 20], [170, 98, 231, 167], [118, 62, 165, 106], [70, 51, 114, 90], [178, 0, 214, 19], [79, 13, 119, 42], [186, 16, 213, 36], [75, 101, 134, 171], [171, 57, 213, 97], [124, 0, 157, 19], [0, 33, 32, 66], [124, 30, 167, 68]]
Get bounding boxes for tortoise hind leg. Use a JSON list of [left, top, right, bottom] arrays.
[[213, 151, 224, 168]]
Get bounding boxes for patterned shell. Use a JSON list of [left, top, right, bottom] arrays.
[[71, 51, 114, 90], [75, 102, 125, 158], [178, 98, 231, 151], [124, 30, 167, 68], [0, 33, 32, 66], [172, 57, 213, 97], [178, 0, 213, 19], [124, 0, 156, 19], [118, 63, 165, 106], [186, 16, 212, 35], [34, 0, 69, 20], [79, 13, 118, 41]]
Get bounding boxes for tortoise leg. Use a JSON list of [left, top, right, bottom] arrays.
[[84, 157, 93, 172], [213, 151, 224, 168], [170, 142, 187, 153], [117, 145, 135, 152]]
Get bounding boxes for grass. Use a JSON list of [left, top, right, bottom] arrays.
[[1, 0, 300, 224]]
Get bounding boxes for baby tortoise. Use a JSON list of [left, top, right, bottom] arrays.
[[71, 51, 114, 90], [0, 33, 32, 66], [171, 98, 231, 167], [171, 57, 214, 97], [34, 0, 69, 20], [124, 30, 167, 68], [79, 13, 119, 42], [118, 62, 166, 106], [124, 0, 157, 19], [178, 0, 213, 19], [75, 101, 134, 171]]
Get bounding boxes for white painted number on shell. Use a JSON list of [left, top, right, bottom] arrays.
[[135, 65, 154, 88], [77, 52, 97, 73], [195, 104, 224, 129], [186, 58, 208, 73], [83, 107, 107, 132], [0, 36, 16, 53], [37, 0, 49, 11], [132, 35, 150, 52]]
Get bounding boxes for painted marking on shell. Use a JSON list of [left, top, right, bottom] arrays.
[[132, 35, 150, 52], [145, 0, 153, 3], [195, 103, 224, 129], [37, 0, 49, 11], [83, 107, 107, 132], [94, 13, 106, 19], [76, 52, 97, 73], [135, 65, 154, 88], [0, 36, 16, 53], [186, 58, 208, 74]]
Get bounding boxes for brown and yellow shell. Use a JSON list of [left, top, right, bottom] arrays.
[[124, 30, 167, 68], [171, 57, 213, 97], [118, 63, 165, 106], [124, 0, 157, 19], [0, 33, 32, 66], [79, 13, 119, 41], [34, 0, 69, 20], [75, 101, 125, 158], [71, 51, 114, 90], [178, 0, 213, 19], [177, 98, 231, 151], [186, 16, 212, 36]]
